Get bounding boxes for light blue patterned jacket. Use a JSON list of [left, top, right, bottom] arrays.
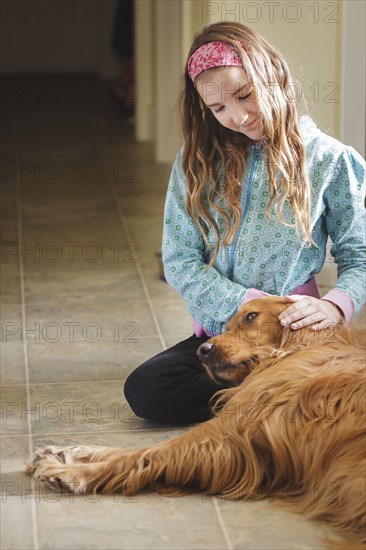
[[162, 116, 366, 336]]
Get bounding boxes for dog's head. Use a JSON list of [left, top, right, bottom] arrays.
[[197, 296, 289, 386]]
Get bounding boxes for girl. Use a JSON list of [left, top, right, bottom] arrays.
[[124, 21, 365, 425]]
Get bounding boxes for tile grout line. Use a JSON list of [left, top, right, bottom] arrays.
[[100, 147, 167, 351], [15, 164, 40, 550], [213, 497, 234, 550], [1, 427, 188, 438]]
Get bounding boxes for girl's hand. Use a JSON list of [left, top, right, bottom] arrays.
[[278, 295, 343, 331]]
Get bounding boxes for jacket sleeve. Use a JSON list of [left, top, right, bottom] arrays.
[[322, 146, 366, 319], [162, 149, 248, 335]]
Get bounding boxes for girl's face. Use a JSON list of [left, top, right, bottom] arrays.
[[195, 67, 263, 141]]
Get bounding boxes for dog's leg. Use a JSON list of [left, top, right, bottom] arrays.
[[28, 418, 252, 496]]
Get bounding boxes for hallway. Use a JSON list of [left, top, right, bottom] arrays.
[[0, 75, 344, 549]]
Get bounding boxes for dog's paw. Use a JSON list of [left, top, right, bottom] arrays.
[[27, 445, 104, 476], [26, 446, 75, 476], [27, 447, 61, 476], [29, 454, 91, 494]]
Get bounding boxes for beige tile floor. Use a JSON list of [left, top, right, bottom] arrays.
[[1, 76, 363, 550]]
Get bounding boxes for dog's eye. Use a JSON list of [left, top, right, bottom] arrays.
[[245, 312, 258, 323]]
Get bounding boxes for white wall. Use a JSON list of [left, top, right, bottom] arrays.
[[153, 0, 185, 163], [340, 0, 366, 157]]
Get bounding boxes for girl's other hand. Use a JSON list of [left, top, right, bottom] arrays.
[[278, 295, 343, 331]]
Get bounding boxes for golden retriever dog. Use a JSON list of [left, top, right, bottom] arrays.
[[28, 297, 365, 548]]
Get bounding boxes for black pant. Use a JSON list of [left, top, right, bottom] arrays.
[[124, 334, 230, 425]]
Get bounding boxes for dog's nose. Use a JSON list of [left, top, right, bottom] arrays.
[[197, 342, 214, 359]]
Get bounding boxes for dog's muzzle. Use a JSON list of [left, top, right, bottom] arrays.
[[197, 342, 236, 384], [197, 342, 257, 385]]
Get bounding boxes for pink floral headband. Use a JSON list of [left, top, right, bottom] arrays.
[[187, 41, 243, 82]]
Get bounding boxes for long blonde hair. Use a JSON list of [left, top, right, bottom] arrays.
[[179, 22, 315, 266]]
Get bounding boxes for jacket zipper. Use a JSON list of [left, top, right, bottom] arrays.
[[228, 145, 260, 278]]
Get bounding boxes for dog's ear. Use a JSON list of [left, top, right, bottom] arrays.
[[278, 325, 303, 349], [278, 323, 338, 350]]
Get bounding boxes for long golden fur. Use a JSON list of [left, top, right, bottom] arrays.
[[28, 297, 365, 548]]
